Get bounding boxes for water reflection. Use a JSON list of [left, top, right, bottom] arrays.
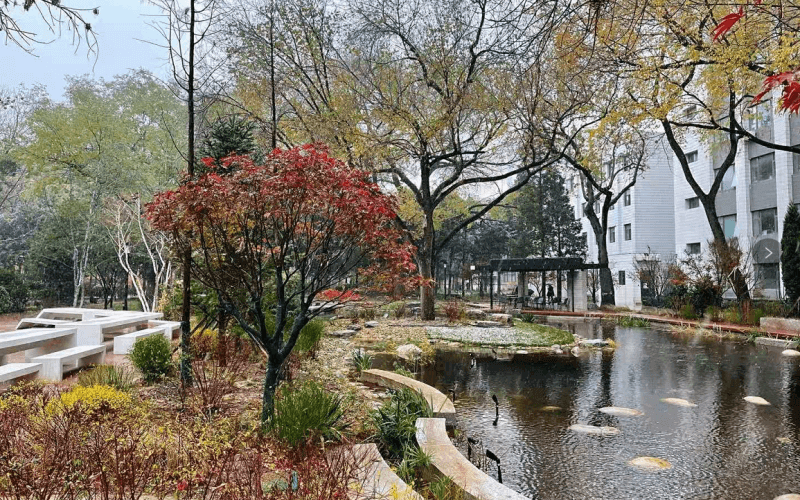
[[411, 322, 800, 499]]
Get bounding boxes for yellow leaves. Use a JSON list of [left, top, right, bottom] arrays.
[[51, 384, 133, 414]]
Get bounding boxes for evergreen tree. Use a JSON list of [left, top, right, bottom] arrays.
[[782, 203, 800, 309], [198, 115, 259, 174], [508, 169, 586, 297]]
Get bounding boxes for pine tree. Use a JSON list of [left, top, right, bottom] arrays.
[[782, 203, 800, 308], [198, 115, 259, 174]]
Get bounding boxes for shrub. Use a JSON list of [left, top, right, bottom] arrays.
[[351, 349, 373, 373], [722, 306, 742, 324], [616, 315, 651, 328], [520, 313, 536, 323], [394, 301, 407, 319], [294, 319, 324, 353], [0, 269, 28, 313], [679, 304, 698, 320], [77, 365, 136, 391], [272, 380, 346, 447], [129, 334, 174, 383], [191, 328, 219, 359], [54, 384, 133, 413], [318, 289, 361, 301], [443, 300, 465, 323], [358, 307, 377, 321], [688, 276, 722, 316], [371, 388, 432, 458]]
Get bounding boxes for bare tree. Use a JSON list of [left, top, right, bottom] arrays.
[[146, 0, 227, 384], [633, 250, 677, 307], [1, 1, 98, 55]]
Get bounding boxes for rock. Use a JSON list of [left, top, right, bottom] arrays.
[[782, 349, 800, 357], [383, 313, 389, 318], [350, 324, 363, 331], [489, 313, 513, 324], [774, 495, 800, 500], [661, 398, 698, 408], [515, 350, 529, 355], [627, 456, 672, 470], [744, 396, 771, 405], [778, 437, 792, 444], [365, 321, 379, 328], [473, 320, 505, 328], [580, 339, 609, 348], [466, 308, 487, 319], [570, 346, 581, 357], [396, 344, 423, 360], [599, 406, 643, 417], [329, 329, 357, 338], [568, 424, 620, 436]]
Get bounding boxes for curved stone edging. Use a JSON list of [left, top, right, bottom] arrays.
[[347, 444, 424, 500], [415, 418, 530, 500], [361, 369, 456, 425]]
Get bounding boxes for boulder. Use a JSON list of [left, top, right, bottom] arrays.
[[489, 313, 513, 324], [365, 321, 379, 328], [396, 344, 423, 360], [744, 396, 771, 406], [568, 424, 620, 436], [599, 406, 643, 417], [580, 339, 609, 348], [465, 308, 487, 319], [473, 320, 505, 328], [782, 349, 800, 357], [661, 398, 698, 408], [329, 329, 358, 338], [627, 456, 672, 470]]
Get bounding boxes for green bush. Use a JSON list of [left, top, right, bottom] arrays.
[[0, 270, 28, 313], [272, 380, 346, 447], [351, 349, 373, 373], [77, 365, 136, 391], [294, 320, 324, 353], [128, 334, 174, 383], [679, 304, 698, 320], [722, 306, 742, 324], [371, 387, 433, 459], [688, 276, 722, 316]]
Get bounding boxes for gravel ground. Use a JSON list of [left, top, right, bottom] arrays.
[[425, 324, 570, 347]]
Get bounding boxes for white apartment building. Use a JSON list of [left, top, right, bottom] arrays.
[[675, 100, 800, 299], [572, 136, 676, 309], [571, 100, 800, 308]]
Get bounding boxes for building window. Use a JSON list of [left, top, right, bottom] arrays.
[[748, 100, 772, 131], [624, 191, 631, 206], [686, 150, 698, 163], [750, 153, 775, 182], [756, 263, 779, 290], [609, 227, 616, 243], [686, 197, 700, 209], [714, 165, 736, 191], [618, 270, 626, 285], [794, 152, 800, 174], [624, 224, 632, 241], [687, 242, 701, 255], [719, 214, 737, 239], [752, 208, 778, 236]]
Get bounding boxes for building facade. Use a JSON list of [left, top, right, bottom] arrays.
[[572, 101, 800, 308]]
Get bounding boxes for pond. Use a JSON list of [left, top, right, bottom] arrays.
[[413, 320, 800, 499]]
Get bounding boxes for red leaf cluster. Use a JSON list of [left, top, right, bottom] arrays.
[[145, 144, 417, 298], [711, 7, 744, 42]]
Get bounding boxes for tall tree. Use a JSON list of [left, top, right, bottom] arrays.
[[783, 204, 800, 311], [148, 0, 226, 384], [345, 0, 576, 319]]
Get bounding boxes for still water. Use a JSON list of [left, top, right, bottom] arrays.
[[415, 320, 800, 499]]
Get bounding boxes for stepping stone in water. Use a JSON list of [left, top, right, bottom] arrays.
[[782, 350, 800, 357], [540, 405, 562, 412], [599, 406, 643, 417], [778, 437, 792, 444], [744, 396, 771, 406], [661, 398, 698, 408], [568, 424, 620, 436], [774, 495, 800, 500], [628, 456, 672, 470]]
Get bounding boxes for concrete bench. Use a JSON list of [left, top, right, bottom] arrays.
[[361, 369, 456, 425], [64, 312, 162, 345], [31, 345, 106, 381], [16, 318, 73, 329], [0, 363, 41, 385], [114, 325, 170, 354], [0, 327, 77, 364], [416, 418, 530, 500], [149, 320, 182, 340]]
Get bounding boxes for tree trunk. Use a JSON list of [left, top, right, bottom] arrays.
[[180, 249, 193, 386], [419, 220, 436, 320], [261, 355, 282, 429]]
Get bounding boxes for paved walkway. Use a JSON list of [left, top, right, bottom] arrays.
[[520, 309, 800, 339]]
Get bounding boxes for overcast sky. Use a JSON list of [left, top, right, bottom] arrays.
[[1, 1, 170, 100]]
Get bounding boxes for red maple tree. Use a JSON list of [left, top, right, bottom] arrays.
[[146, 144, 416, 424]]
